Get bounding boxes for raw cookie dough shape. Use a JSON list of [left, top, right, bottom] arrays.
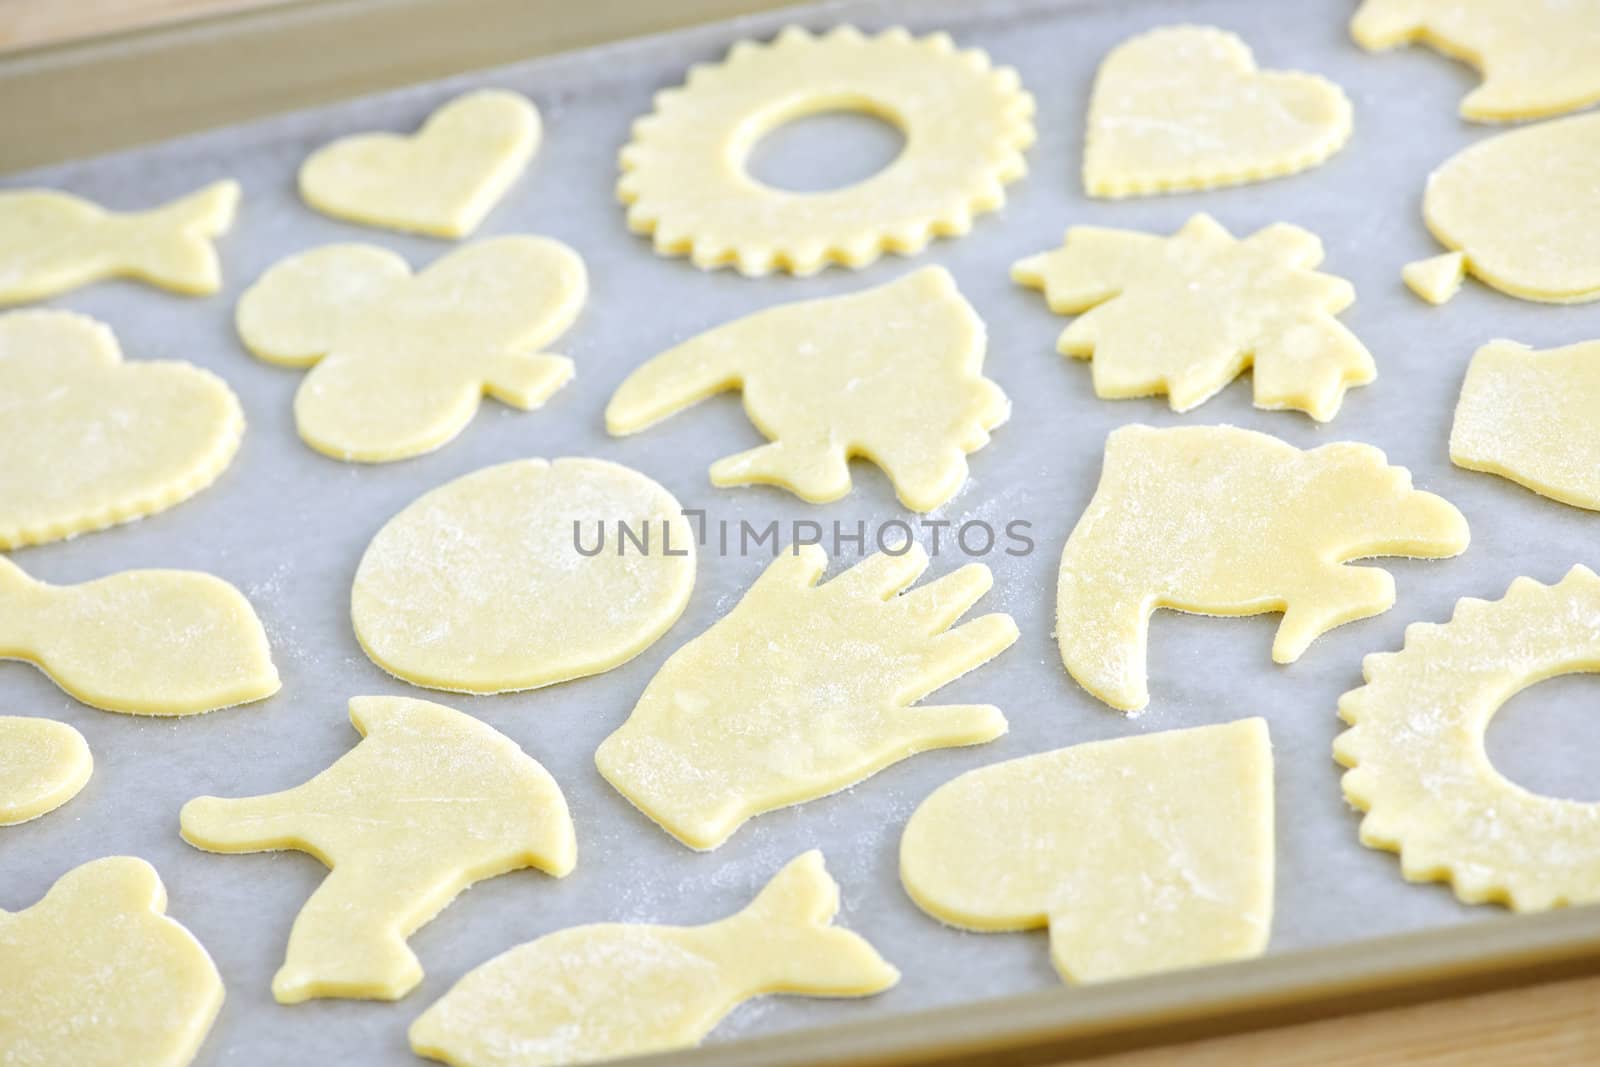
[[0, 310, 244, 549], [0, 716, 91, 825], [0, 857, 224, 1067], [1351, 0, 1600, 122], [1336, 567, 1600, 910], [300, 89, 540, 238], [1013, 214, 1374, 420], [0, 180, 238, 305], [1059, 425, 1469, 712], [1084, 26, 1352, 198], [180, 696, 575, 1003], [1407, 113, 1600, 304], [410, 850, 897, 1067], [901, 718, 1275, 983], [236, 236, 585, 462], [597, 543, 1017, 851], [618, 25, 1035, 276], [606, 267, 1008, 511], [352, 458, 695, 694], [0, 555, 278, 716]]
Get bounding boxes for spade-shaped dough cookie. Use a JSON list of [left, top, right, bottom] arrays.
[[180, 696, 575, 1003], [901, 718, 1274, 984], [0, 716, 91, 825], [606, 267, 1008, 511]]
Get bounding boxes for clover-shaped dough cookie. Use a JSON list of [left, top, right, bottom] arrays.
[[1013, 215, 1374, 419], [619, 25, 1034, 276], [0, 310, 243, 549], [301, 90, 539, 238], [411, 851, 896, 1067], [1060, 425, 1469, 712], [1337, 567, 1600, 911], [0, 857, 223, 1067], [1084, 26, 1352, 197], [181, 696, 575, 1003], [902, 718, 1274, 983], [236, 236, 585, 461], [0, 716, 91, 825], [598, 543, 1017, 850], [606, 267, 1009, 511]]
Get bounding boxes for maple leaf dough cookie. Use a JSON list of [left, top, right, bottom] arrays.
[[236, 236, 585, 461], [353, 458, 693, 693], [1060, 425, 1469, 712], [1013, 215, 1374, 419], [0, 857, 223, 1067], [0, 310, 243, 549], [0, 716, 91, 825], [1337, 567, 1600, 910], [0, 180, 237, 305], [606, 267, 1008, 511], [1084, 26, 1352, 197], [411, 850, 896, 1067], [902, 718, 1274, 983], [598, 543, 1017, 850], [618, 25, 1034, 276], [181, 696, 575, 1003]]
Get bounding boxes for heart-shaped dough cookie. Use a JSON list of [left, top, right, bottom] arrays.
[[1084, 25, 1352, 198], [300, 89, 539, 238]]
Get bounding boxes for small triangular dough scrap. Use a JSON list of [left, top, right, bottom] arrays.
[[901, 718, 1274, 984], [410, 850, 897, 1067], [0, 856, 224, 1067], [181, 696, 575, 1003], [1337, 566, 1600, 911], [0, 716, 91, 825], [1084, 26, 1352, 197], [1402, 251, 1466, 305], [1059, 425, 1469, 712], [606, 267, 1009, 511], [236, 236, 585, 462], [597, 543, 1017, 851], [300, 89, 539, 238], [1013, 215, 1374, 419], [0, 310, 244, 549]]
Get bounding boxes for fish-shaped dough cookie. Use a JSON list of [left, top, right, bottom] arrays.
[[410, 850, 897, 1067], [0, 716, 91, 825]]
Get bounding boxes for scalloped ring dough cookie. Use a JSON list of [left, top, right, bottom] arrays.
[[0, 716, 91, 825]]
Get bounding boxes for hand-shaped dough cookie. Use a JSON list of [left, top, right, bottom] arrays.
[[607, 267, 1008, 511], [180, 696, 575, 1003], [1014, 215, 1373, 420], [410, 850, 897, 1067], [1059, 425, 1468, 712], [0, 716, 91, 825], [236, 236, 585, 461], [0, 857, 224, 1067], [0, 555, 278, 716], [597, 543, 1017, 850], [902, 718, 1274, 983], [0, 310, 243, 549]]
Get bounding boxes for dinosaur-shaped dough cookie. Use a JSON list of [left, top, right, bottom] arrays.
[[0, 716, 91, 825], [180, 696, 576, 1003], [1059, 425, 1469, 712], [1013, 215, 1373, 420], [606, 267, 1008, 511], [236, 236, 586, 461]]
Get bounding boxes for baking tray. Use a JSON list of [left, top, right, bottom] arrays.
[[3, 0, 1600, 1064]]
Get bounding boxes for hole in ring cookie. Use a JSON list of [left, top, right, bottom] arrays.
[[743, 103, 907, 194], [1485, 672, 1600, 802]]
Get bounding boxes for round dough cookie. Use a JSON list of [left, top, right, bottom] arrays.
[[0, 716, 91, 825]]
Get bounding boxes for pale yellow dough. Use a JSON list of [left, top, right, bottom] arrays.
[[410, 850, 897, 1067], [1402, 251, 1466, 305], [0, 857, 223, 1067], [606, 267, 1008, 511], [0, 716, 91, 825], [237, 236, 585, 461], [1013, 214, 1373, 420], [0, 180, 237, 305], [1059, 425, 1469, 712], [181, 696, 574, 1003], [618, 25, 1034, 276], [1337, 567, 1600, 910], [1084, 26, 1352, 198], [0, 309, 243, 549], [598, 544, 1017, 851], [300, 89, 539, 238], [902, 718, 1274, 983]]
